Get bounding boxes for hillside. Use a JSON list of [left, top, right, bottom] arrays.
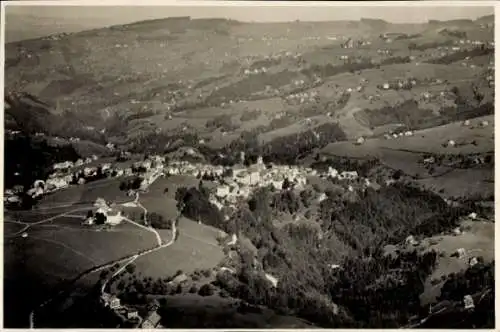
[[4, 14, 495, 330], [4, 16, 494, 152]]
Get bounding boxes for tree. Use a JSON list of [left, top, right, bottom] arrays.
[[282, 178, 292, 190], [198, 284, 215, 297], [125, 263, 136, 274], [95, 212, 107, 225], [86, 210, 94, 218]]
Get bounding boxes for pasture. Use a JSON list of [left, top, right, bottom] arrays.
[[418, 219, 494, 305], [133, 228, 224, 279], [140, 175, 201, 221]]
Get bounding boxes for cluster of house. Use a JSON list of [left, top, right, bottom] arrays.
[[284, 90, 319, 105], [243, 67, 268, 76], [100, 292, 162, 328], [165, 155, 368, 213], [383, 130, 414, 140]]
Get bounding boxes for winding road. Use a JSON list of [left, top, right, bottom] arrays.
[[28, 183, 177, 329]]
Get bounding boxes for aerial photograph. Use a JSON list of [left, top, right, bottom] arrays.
[[3, 3, 495, 329]]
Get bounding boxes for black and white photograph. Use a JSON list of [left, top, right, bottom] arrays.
[[3, 2, 496, 329]]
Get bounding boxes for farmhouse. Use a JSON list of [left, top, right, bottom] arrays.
[[106, 210, 124, 225]]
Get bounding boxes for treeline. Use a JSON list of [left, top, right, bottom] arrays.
[[425, 46, 493, 65]]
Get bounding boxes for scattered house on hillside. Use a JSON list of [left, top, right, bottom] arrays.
[[328, 264, 341, 270], [127, 309, 139, 320], [423, 156, 436, 165], [463, 295, 475, 310], [356, 137, 365, 145], [109, 295, 121, 309], [27, 186, 44, 198], [6, 195, 21, 204], [225, 233, 238, 246], [219, 267, 236, 275], [452, 227, 462, 236], [265, 273, 279, 288], [468, 212, 478, 220], [317, 192, 328, 203], [480, 120, 489, 127], [141, 311, 162, 329], [469, 257, 478, 267], [455, 248, 467, 259], [405, 235, 418, 246], [446, 140, 456, 147]]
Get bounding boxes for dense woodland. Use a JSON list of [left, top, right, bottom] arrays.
[[170, 178, 493, 328]]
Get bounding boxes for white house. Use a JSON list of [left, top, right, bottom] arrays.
[[216, 186, 230, 198], [46, 178, 68, 191], [106, 210, 123, 225], [265, 273, 279, 288], [53, 161, 74, 171], [463, 295, 475, 310]]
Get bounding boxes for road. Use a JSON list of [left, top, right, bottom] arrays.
[[29, 182, 176, 328], [5, 206, 92, 238]]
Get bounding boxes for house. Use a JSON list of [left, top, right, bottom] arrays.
[[27, 186, 44, 198], [127, 309, 139, 320], [423, 156, 435, 165], [53, 161, 74, 171], [455, 248, 466, 259], [265, 273, 279, 288], [226, 233, 238, 246], [101, 293, 111, 306], [168, 273, 188, 285], [405, 235, 418, 246], [339, 171, 358, 180], [106, 210, 123, 225], [463, 295, 475, 310], [469, 257, 478, 267], [468, 212, 478, 220], [141, 311, 161, 329], [46, 177, 68, 191], [216, 185, 230, 198], [83, 217, 94, 225], [356, 137, 365, 145], [109, 295, 121, 309], [6, 195, 21, 204]]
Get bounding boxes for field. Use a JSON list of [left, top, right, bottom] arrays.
[[140, 175, 200, 220], [36, 177, 132, 209], [417, 219, 494, 305], [133, 218, 224, 278], [3, 12, 495, 329]]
